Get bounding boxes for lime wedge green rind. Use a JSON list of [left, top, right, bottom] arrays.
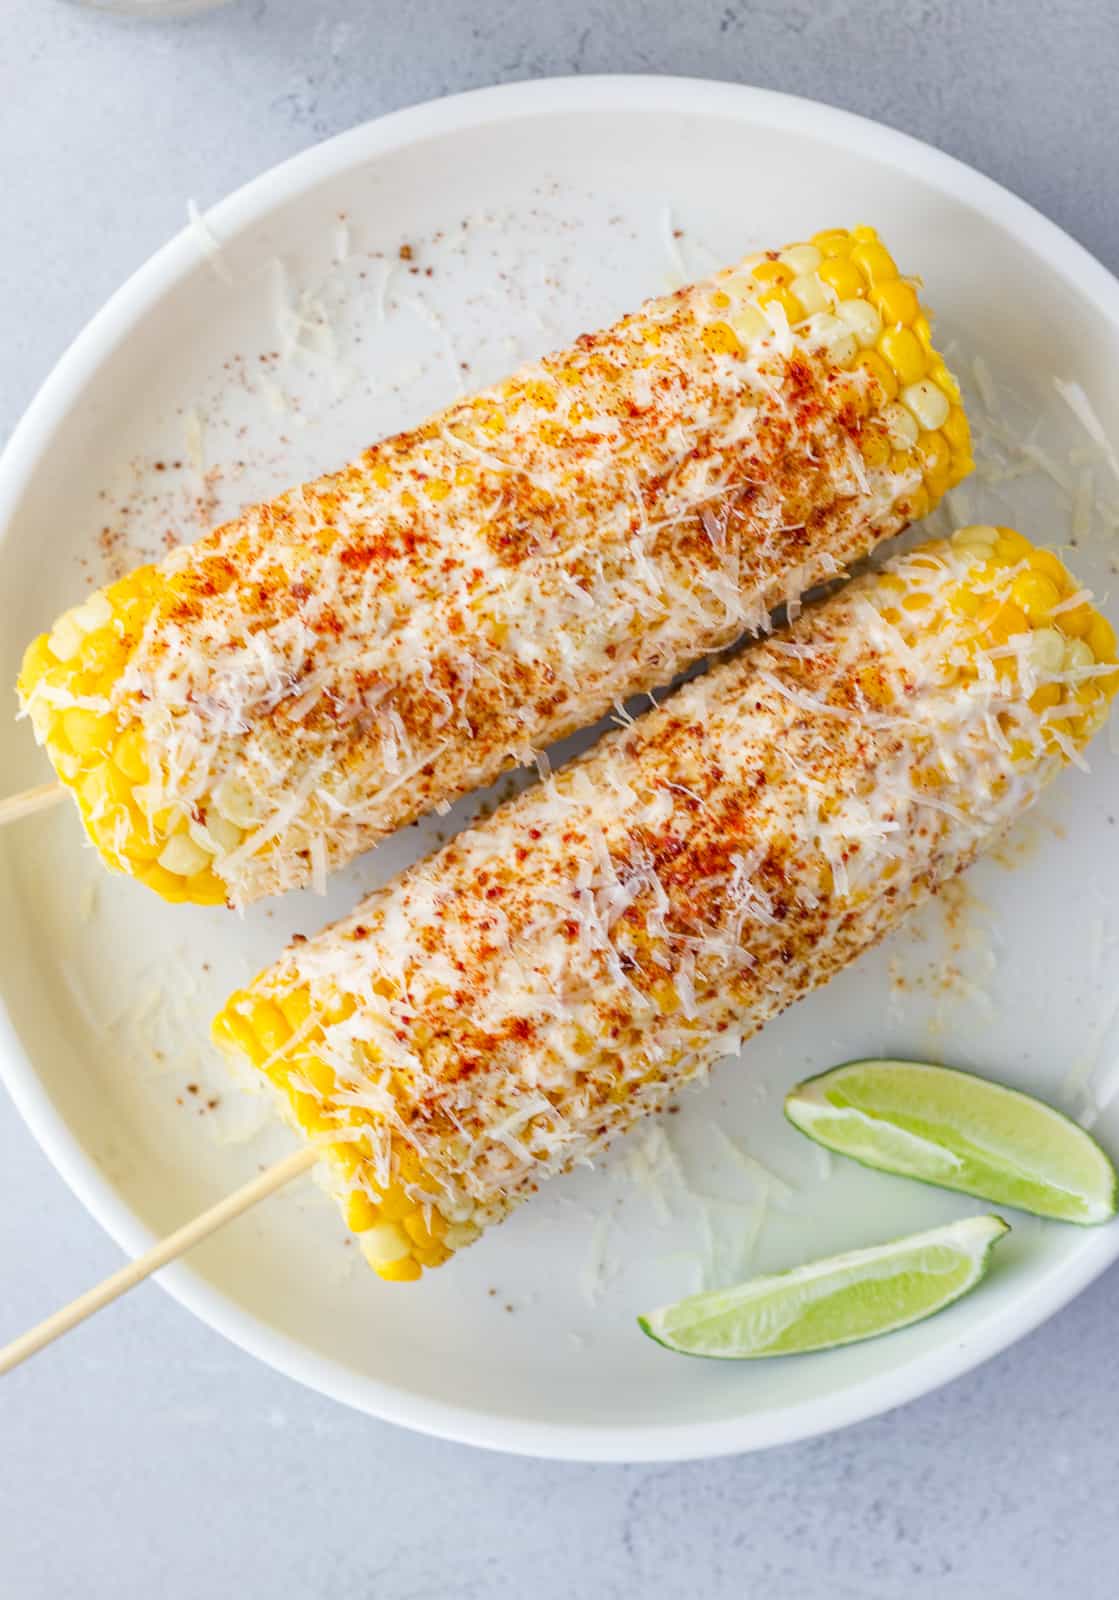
[[785, 1059, 1117, 1225], [639, 1215, 1009, 1359]]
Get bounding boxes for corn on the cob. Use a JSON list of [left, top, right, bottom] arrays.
[[213, 526, 1116, 1281], [18, 226, 969, 908]]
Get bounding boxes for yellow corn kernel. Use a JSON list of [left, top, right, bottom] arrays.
[[111, 727, 149, 783], [851, 241, 897, 283], [371, 462, 392, 489], [860, 430, 891, 468], [62, 708, 115, 760], [942, 406, 970, 453], [346, 1191, 380, 1232], [926, 359, 962, 404], [424, 478, 452, 501], [1029, 684, 1063, 713], [1027, 549, 1070, 588], [751, 259, 794, 286], [1057, 601, 1094, 638], [248, 1001, 289, 1057], [853, 348, 899, 401], [851, 224, 879, 243], [701, 321, 742, 356], [300, 1055, 336, 1095], [403, 1213, 441, 1248], [378, 1257, 423, 1283], [757, 286, 803, 323], [818, 257, 864, 300], [950, 586, 982, 618], [994, 528, 1032, 564], [1087, 614, 1117, 661], [811, 228, 852, 256], [916, 430, 950, 479], [377, 1184, 414, 1222], [906, 486, 931, 522], [279, 987, 312, 1031], [212, 1007, 264, 1061], [139, 863, 193, 903], [1011, 570, 1061, 623], [879, 327, 926, 386], [870, 279, 919, 326], [979, 600, 1029, 646], [414, 1244, 452, 1269], [913, 313, 935, 351]]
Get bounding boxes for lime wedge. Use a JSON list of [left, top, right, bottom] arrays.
[[639, 1215, 1008, 1358], [785, 1059, 1117, 1224]]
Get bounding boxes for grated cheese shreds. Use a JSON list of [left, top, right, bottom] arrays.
[[216, 530, 1116, 1277], [22, 228, 962, 908]]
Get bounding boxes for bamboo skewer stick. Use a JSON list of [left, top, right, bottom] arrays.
[[0, 1144, 318, 1376], [0, 781, 66, 825]]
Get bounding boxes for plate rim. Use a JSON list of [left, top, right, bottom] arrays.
[[4, 73, 1119, 1462]]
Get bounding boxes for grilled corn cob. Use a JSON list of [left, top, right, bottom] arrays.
[[18, 226, 968, 908], [213, 526, 1116, 1280]]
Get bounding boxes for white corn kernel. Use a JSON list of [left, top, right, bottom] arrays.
[[1063, 638, 1095, 675], [806, 314, 857, 367], [360, 1222, 411, 1267], [214, 775, 265, 828], [1027, 628, 1067, 675], [48, 615, 84, 662], [158, 832, 211, 877], [202, 812, 244, 853], [882, 401, 920, 450], [835, 297, 881, 348], [951, 524, 999, 548], [71, 593, 114, 635], [443, 1223, 482, 1250], [790, 272, 830, 317], [729, 302, 767, 344], [901, 378, 951, 432], [780, 243, 822, 275]]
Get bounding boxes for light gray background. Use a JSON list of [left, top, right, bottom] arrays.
[[3, 3, 1118, 1596]]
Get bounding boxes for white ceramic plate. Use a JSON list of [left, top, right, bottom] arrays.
[[4, 77, 1119, 1463]]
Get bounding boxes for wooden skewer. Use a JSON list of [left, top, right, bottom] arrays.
[[0, 1144, 318, 1376], [0, 781, 66, 825]]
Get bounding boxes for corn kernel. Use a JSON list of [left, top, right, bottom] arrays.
[[111, 727, 149, 783], [836, 298, 881, 348], [346, 1191, 380, 1232], [871, 279, 919, 326], [879, 327, 927, 386], [424, 478, 452, 501], [751, 259, 794, 286], [860, 430, 891, 468], [779, 243, 822, 275], [1027, 549, 1069, 588], [881, 402, 919, 450], [1088, 614, 1117, 662], [994, 528, 1031, 563], [377, 1184, 414, 1222], [980, 600, 1029, 646], [758, 286, 803, 324], [850, 241, 897, 283], [62, 708, 115, 760], [851, 224, 879, 243], [701, 321, 742, 356], [943, 406, 970, 452], [790, 272, 830, 316], [1011, 571, 1061, 623], [1029, 683, 1063, 713], [853, 348, 898, 401], [377, 1257, 423, 1283], [901, 379, 950, 433], [811, 228, 852, 257], [250, 1001, 290, 1056], [818, 257, 864, 300], [1059, 601, 1095, 639]]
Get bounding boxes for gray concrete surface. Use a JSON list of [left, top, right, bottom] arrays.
[[4, 2, 1119, 1595]]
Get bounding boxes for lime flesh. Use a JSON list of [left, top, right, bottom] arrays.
[[785, 1059, 1117, 1224], [639, 1215, 1008, 1359]]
